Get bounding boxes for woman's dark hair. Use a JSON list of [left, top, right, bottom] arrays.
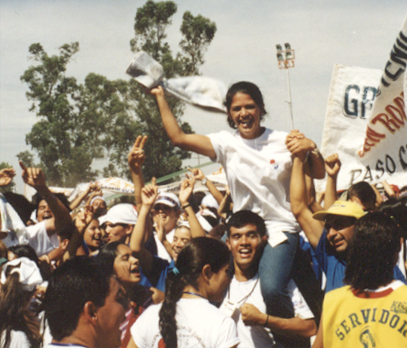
[[96, 241, 122, 277], [344, 212, 401, 291], [0, 264, 42, 348], [347, 181, 376, 211], [159, 237, 230, 348], [225, 81, 266, 129]]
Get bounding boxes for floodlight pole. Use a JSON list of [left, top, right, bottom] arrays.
[[276, 43, 295, 130]]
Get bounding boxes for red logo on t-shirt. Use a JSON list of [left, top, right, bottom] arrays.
[[270, 159, 275, 164]]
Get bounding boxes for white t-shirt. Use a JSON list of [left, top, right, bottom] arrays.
[[0, 330, 31, 348], [131, 298, 240, 348], [220, 274, 314, 348], [208, 129, 300, 246], [26, 221, 59, 256]]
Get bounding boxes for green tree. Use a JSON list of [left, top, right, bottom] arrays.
[[21, 1, 217, 186], [109, 0, 217, 182], [16, 151, 36, 168], [20, 44, 131, 187]]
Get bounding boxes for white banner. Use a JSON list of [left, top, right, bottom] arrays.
[[356, 15, 407, 182], [318, 64, 382, 192]]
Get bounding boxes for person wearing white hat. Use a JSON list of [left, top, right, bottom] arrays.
[[99, 203, 138, 245], [0, 257, 43, 348]]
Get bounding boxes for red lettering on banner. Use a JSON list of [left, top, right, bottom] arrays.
[[360, 92, 404, 156], [359, 126, 386, 156]]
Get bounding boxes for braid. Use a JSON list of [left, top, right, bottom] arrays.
[[159, 271, 186, 348]]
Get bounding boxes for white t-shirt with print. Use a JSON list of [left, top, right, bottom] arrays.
[[131, 298, 240, 348], [220, 273, 314, 348], [208, 129, 300, 246]]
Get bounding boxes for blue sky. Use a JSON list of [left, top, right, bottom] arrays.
[[1, 0, 406, 189]]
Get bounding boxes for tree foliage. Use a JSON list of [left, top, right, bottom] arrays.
[[122, 0, 217, 182], [21, 0, 217, 186]]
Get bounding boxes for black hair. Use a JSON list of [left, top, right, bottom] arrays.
[[347, 181, 376, 211], [57, 221, 75, 241], [159, 237, 230, 348], [7, 245, 39, 266], [226, 210, 266, 238], [344, 212, 401, 291], [2, 192, 35, 226], [33, 192, 72, 217], [96, 241, 122, 277], [44, 256, 111, 341], [225, 81, 266, 129]]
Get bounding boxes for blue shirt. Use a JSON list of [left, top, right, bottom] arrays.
[[139, 255, 174, 292], [314, 229, 405, 293]]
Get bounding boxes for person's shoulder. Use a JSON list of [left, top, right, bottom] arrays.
[[324, 285, 351, 302], [3, 331, 31, 348]]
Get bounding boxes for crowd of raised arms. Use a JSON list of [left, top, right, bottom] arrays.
[[1, 81, 407, 348]]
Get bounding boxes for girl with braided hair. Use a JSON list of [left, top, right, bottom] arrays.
[[127, 237, 239, 348]]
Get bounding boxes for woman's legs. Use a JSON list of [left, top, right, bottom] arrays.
[[259, 232, 298, 318]]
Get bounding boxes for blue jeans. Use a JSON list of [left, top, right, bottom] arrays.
[[259, 232, 298, 319]]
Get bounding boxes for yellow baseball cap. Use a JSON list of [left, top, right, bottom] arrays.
[[313, 200, 366, 221]]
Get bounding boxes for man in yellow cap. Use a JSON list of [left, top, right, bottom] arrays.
[[290, 155, 405, 292]]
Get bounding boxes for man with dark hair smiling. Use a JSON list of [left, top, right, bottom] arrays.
[[289, 151, 405, 293], [44, 256, 128, 348], [220, 210, 317, 348], [313, 212, 407, 348]]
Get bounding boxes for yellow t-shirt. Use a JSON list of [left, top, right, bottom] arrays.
[[323, 281, 407, 348]]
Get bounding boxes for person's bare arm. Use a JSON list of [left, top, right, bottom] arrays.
[[188, 167, 224, 205], [178, 176, 206, 238], [371, 184, 383, 209], [290, 156, 324, 250], [381, 180, 397, 198], [150, 86, 216, 158], [218, 186, 233, 220], [305, 173, 323, 214], [286, 130, 325, 179], [240, 303, 317, 338], [324, 153, 341, 209], [312, 313, 324, 348], [20, 161, 72, 236], [129, 178, 158, 274], [63, 208, 93, 261]]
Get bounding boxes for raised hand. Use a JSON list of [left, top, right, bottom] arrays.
[[178, 176, 196, 205], [285, 130, 316, 161], [141, 177, 158, 206], [149, 85, 165, 98], [19, 161, 46, 189], [188, 167, 205, 181], [75, 207, 94, 233], [0, 168, 15, 187], [128, 135, 148, 173], [324, 153, 341, 177]]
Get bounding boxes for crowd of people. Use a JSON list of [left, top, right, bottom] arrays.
[[1, 81, 407, 348]]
